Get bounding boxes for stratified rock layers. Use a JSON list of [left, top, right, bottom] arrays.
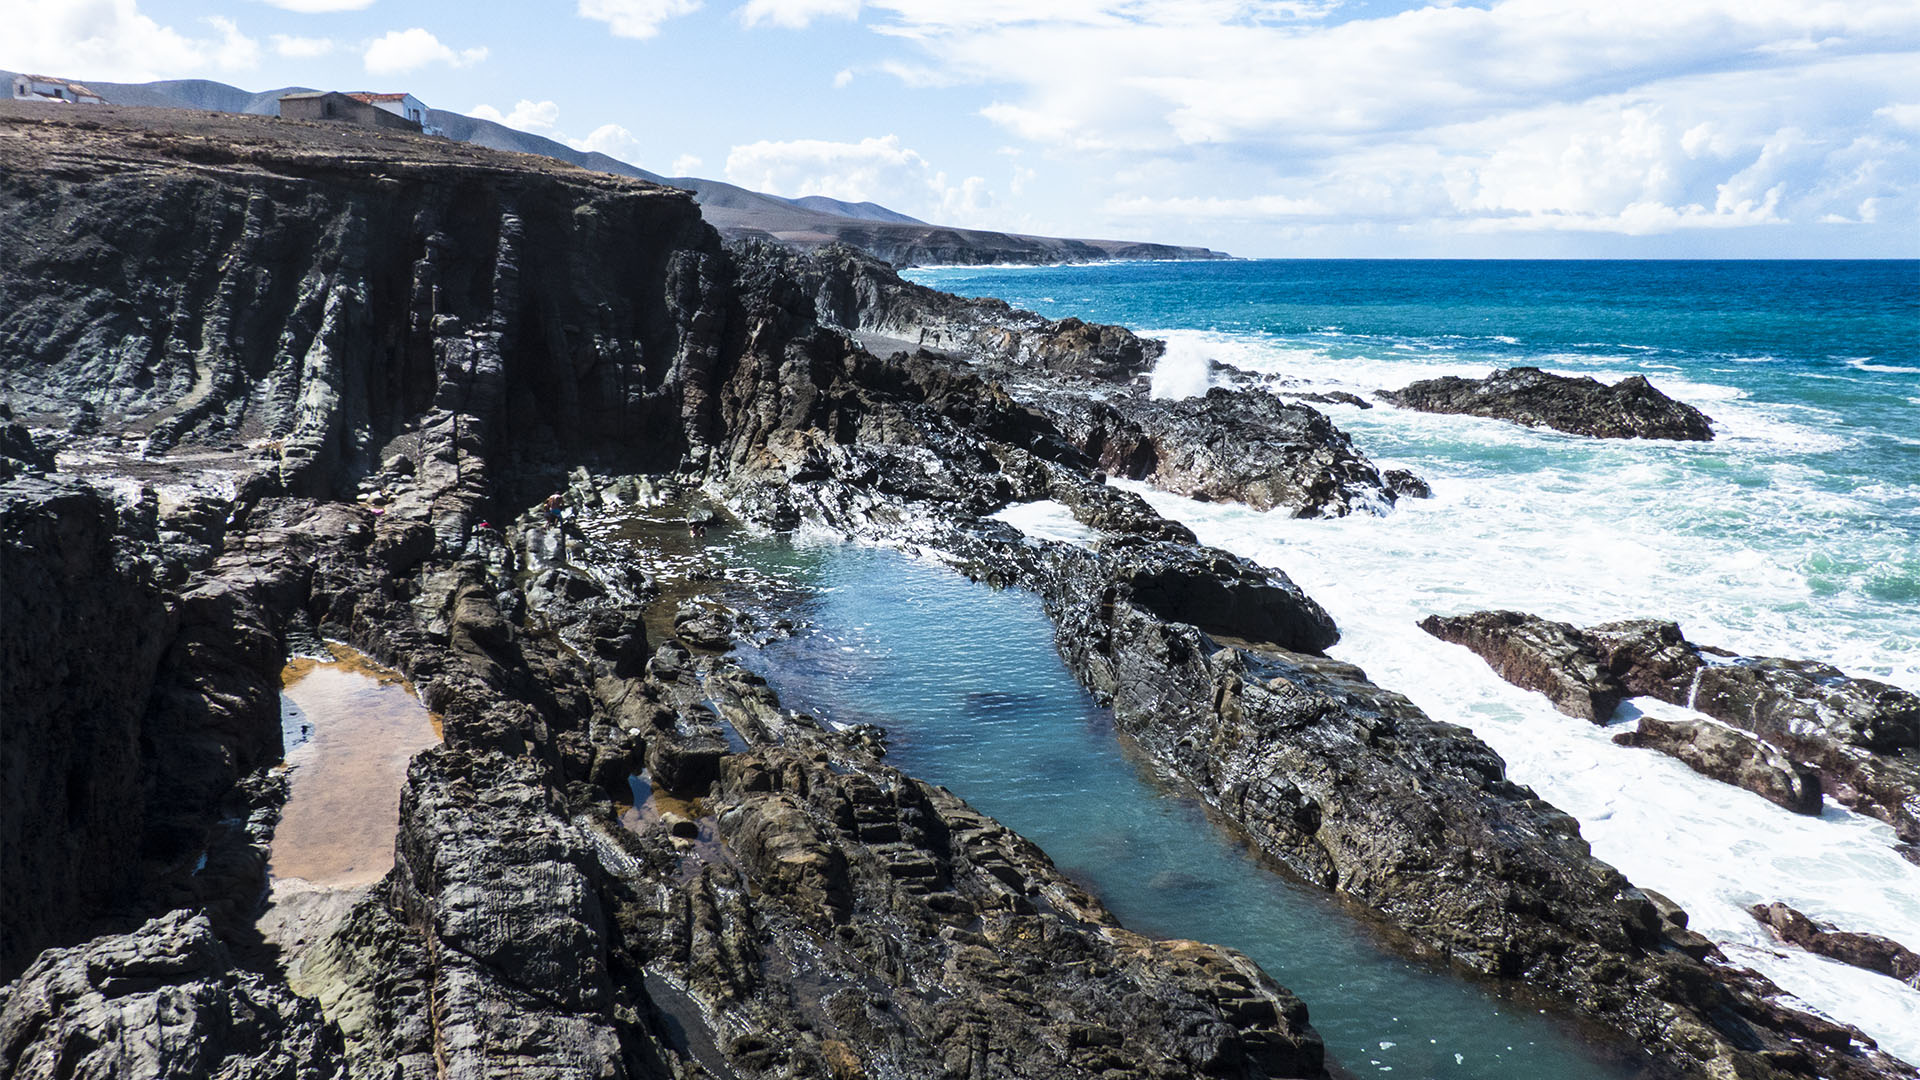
[[1, 106, 1323, 1080], [2, 105, 1912, 1080]]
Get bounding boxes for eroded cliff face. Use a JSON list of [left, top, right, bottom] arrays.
[[3, 104, 1913, 1080], [0, 106, 1327, 1080], [0, 104, 724, 499]]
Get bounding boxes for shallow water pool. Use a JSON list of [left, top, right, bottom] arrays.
[[734, 540, 1646, 1080], [275, 646, 441, 888]]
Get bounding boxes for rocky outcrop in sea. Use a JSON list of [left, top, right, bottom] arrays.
[[2, 102, 1913, 1080], [1379, 366, 1715, 440], [1421, 610, 1920, 850]]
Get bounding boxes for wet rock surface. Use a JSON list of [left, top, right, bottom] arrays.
[[1749, 903, 1920, 988], [712, 488, 1911, 1076], [2, 105, 1912, 1080], [2, 106, 1326, 1080], [1422, 610, 1920, 843], [1612, 716, 1823, 815], [764, 242, 1421, 518], [1378, 366, 1715, 440], [1420, 610, 1626, 722]]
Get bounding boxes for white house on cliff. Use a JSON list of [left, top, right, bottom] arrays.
[[12, 75, 105, 105], [278, 91, 440, 135]]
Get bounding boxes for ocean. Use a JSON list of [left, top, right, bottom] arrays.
[[903, 259, 1920, 1065]]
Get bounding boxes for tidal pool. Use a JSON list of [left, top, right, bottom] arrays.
[[274, 646, 441, 888], [731, 539, 1646, 1080]]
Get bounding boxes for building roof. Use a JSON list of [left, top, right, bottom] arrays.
[[346, 92, 415, 103], [17, 75, 102, 99], [277, 91, 339, 101]]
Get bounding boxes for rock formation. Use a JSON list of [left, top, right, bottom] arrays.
[[1421, 611, 1920, 841], [773, 243, 1423, 517], [0, 102, 1324, 1080], [2, 103, 1913, 1080], [1613, 715, 1823, 815], [1379, 366, 1715, 440], [1750, 903, 1920, 988]]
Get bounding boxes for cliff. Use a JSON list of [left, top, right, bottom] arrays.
[[0, 102, 1318, 1080], [0, 72, 1231, 268], [0, 102, 1910, 1080]]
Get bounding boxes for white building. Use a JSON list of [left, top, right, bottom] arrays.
[[346, 93, 439, 135], [12, 75, 105, 105]]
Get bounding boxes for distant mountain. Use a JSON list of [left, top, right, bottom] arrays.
[[68, 77, 305, 115], [1, 71, 1228, 267], [787, 196, 924, 225]]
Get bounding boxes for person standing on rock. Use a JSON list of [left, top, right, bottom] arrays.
[[545, 493, 565, 528]]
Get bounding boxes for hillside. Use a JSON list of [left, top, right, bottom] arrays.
[[1, 70, 1228, 267]]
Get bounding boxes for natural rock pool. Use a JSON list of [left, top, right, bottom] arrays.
[[727, 537, 1644, 1079], [274, 646, 441, 888]]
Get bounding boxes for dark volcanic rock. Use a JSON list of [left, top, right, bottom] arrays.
[[1040, 386, 1403, 516], [0, 909, 343, 1079], [760, 242, 1420, 517], [1379, 366, 1715, 440], [7, 104, 1912, 1080], [1427, 610, 1920, 842], [721, 469, 1913, 1078], [0, 414, 53, 479], [1285, 390, 1374, 409], [1013, 540, 1904, 1079], [1419, 610, 1626, 721], [1, 479, 173, 977], [1750, 903, 1920, 987], [1, 106, 1330, 1080], [1614, 715, 1823, 815]]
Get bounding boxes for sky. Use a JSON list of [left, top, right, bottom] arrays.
[[5, 0, 1918, 257]]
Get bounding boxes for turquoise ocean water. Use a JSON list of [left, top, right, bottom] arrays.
[[892, 259, 1920, 1066]]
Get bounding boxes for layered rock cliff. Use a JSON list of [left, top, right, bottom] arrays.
[[2, 103, 1912, 1080], [0, 103, 1322, 1080]]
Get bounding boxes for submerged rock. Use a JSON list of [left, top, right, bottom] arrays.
[[1379, 366, 1715, 440]]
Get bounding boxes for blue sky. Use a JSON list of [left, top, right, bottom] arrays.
[[7, 0, 1918, 257]]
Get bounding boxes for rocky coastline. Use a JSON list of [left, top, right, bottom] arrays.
[[2, 103, 1914, 1080], [1420, 610, 1920, 856]]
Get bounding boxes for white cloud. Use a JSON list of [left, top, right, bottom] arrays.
[[0, 0, 263, 81], [740, 0, 861, 29], [833, 68, 854, 88], [823, 0, 1920, 244], [204, 16, 261, 69], [363, 28, 488, 74], [725, 134, 997, 225], [251, 0, 375, 11], [1877, 103, 1920, 131], [670, 154, 704, 175], [1104, 193, 1329, 219], [471, 99, 562, 132], [271, 34, 335, 58], [578, 0, 701, 38], [571, 123, 646, 164]]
